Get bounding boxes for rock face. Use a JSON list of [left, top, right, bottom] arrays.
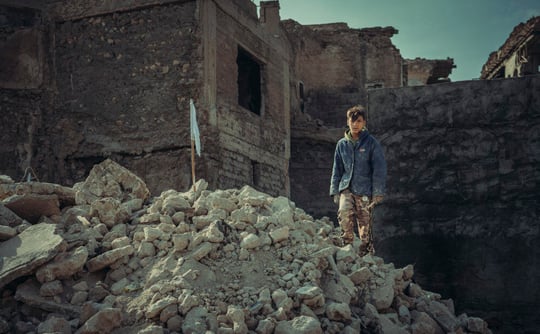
[[0, 160, 491, 333]]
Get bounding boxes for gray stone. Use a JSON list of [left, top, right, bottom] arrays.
[[90, 197, 130, 227], [3, 194, 61, 224], [40, 280, 63, 297], [411, 310, 445, 334], [255, 318, 275, 334], [378, 314, 409, 334], [295, 285, 323, 300], [167, 315, 183, 332], [321, 273, 356, 304], [0, 203, 23, 227], [162, 194, 191, 214], [77, 307, 122, 334], [35, 246, 88, 283], [146, 296, 177, 319], [37, 316, 72, 334], [348, 266, 372, 285], [275, 315, 323, 334], [75, 158, 150, 205], [425, 300, 460, 332], [325, 302, 351, 321], [370, 271, 395, 311], [269, 226, 289, 243], [86, 245, 134, 272], [240, 233, 260, 249], [0, 223, 64, 289], [70, 291, 89, 305], [226, 305, 248, 334], [182, 306, 209, 334], [173, 233, 191, 251], [0, 225, 16, 240]]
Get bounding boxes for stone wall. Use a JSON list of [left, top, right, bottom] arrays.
[[47, 2, 201, 193], [0, 6, 48, 180], [0, 1, 202, 194], [367, 75, 540, 333]]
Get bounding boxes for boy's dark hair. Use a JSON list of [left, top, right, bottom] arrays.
[[347, 105, 366, 122]]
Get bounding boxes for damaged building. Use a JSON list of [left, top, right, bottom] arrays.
[[481, 15, 540, 79], [0, 0, 452, 198], [1, 0, 293, 198], [3, 1, 539, 332]]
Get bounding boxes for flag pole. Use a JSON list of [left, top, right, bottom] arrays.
[[191, 137, 196, 192]]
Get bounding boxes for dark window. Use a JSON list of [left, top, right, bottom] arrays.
[[237, 47, 262, 115]]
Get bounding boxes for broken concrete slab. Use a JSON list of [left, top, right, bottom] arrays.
[[3, 194, 61, 224], [0, 181, 76, 206], [0, 223, 64, 289]]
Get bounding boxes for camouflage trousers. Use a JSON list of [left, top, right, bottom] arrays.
[[337, 190, 373, 253]]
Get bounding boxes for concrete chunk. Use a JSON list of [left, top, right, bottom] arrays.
[[0, 223, 64, 289], [3, 194, 61, 224]]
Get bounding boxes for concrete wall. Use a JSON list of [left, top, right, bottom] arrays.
[[367, 75, 540, 333]]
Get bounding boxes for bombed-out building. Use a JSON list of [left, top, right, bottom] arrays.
[[1, 0, 451, 198], [1, 0, 293, 197]]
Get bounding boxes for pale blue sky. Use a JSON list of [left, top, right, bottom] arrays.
[[261, 0, 540, 82]]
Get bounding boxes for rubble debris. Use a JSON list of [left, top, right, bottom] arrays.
[[0, 223, 64, 289], [0, 160, 491, 333], [3, 194, 61, 224]]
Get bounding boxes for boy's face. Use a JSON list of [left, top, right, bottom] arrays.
[[347, 115, 366, 137]]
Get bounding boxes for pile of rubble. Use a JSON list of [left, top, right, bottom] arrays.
[[0, 159, 490, 334]]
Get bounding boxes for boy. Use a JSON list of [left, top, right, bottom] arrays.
[[330, 105, 387, 254]]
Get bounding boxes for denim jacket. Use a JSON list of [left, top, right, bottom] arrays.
[[330, 129, 387, 197]]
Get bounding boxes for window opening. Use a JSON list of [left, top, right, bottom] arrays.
[[237, 47, 262, 115]]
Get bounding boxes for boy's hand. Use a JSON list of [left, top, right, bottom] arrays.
[[372, 195, 384, 205], [333, 194, 340, 204]]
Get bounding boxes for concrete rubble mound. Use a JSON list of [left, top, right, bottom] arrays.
[[0, 159, 491, 334]]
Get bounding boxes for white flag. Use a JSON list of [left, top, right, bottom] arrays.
[[190, 98, 201, 156]]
